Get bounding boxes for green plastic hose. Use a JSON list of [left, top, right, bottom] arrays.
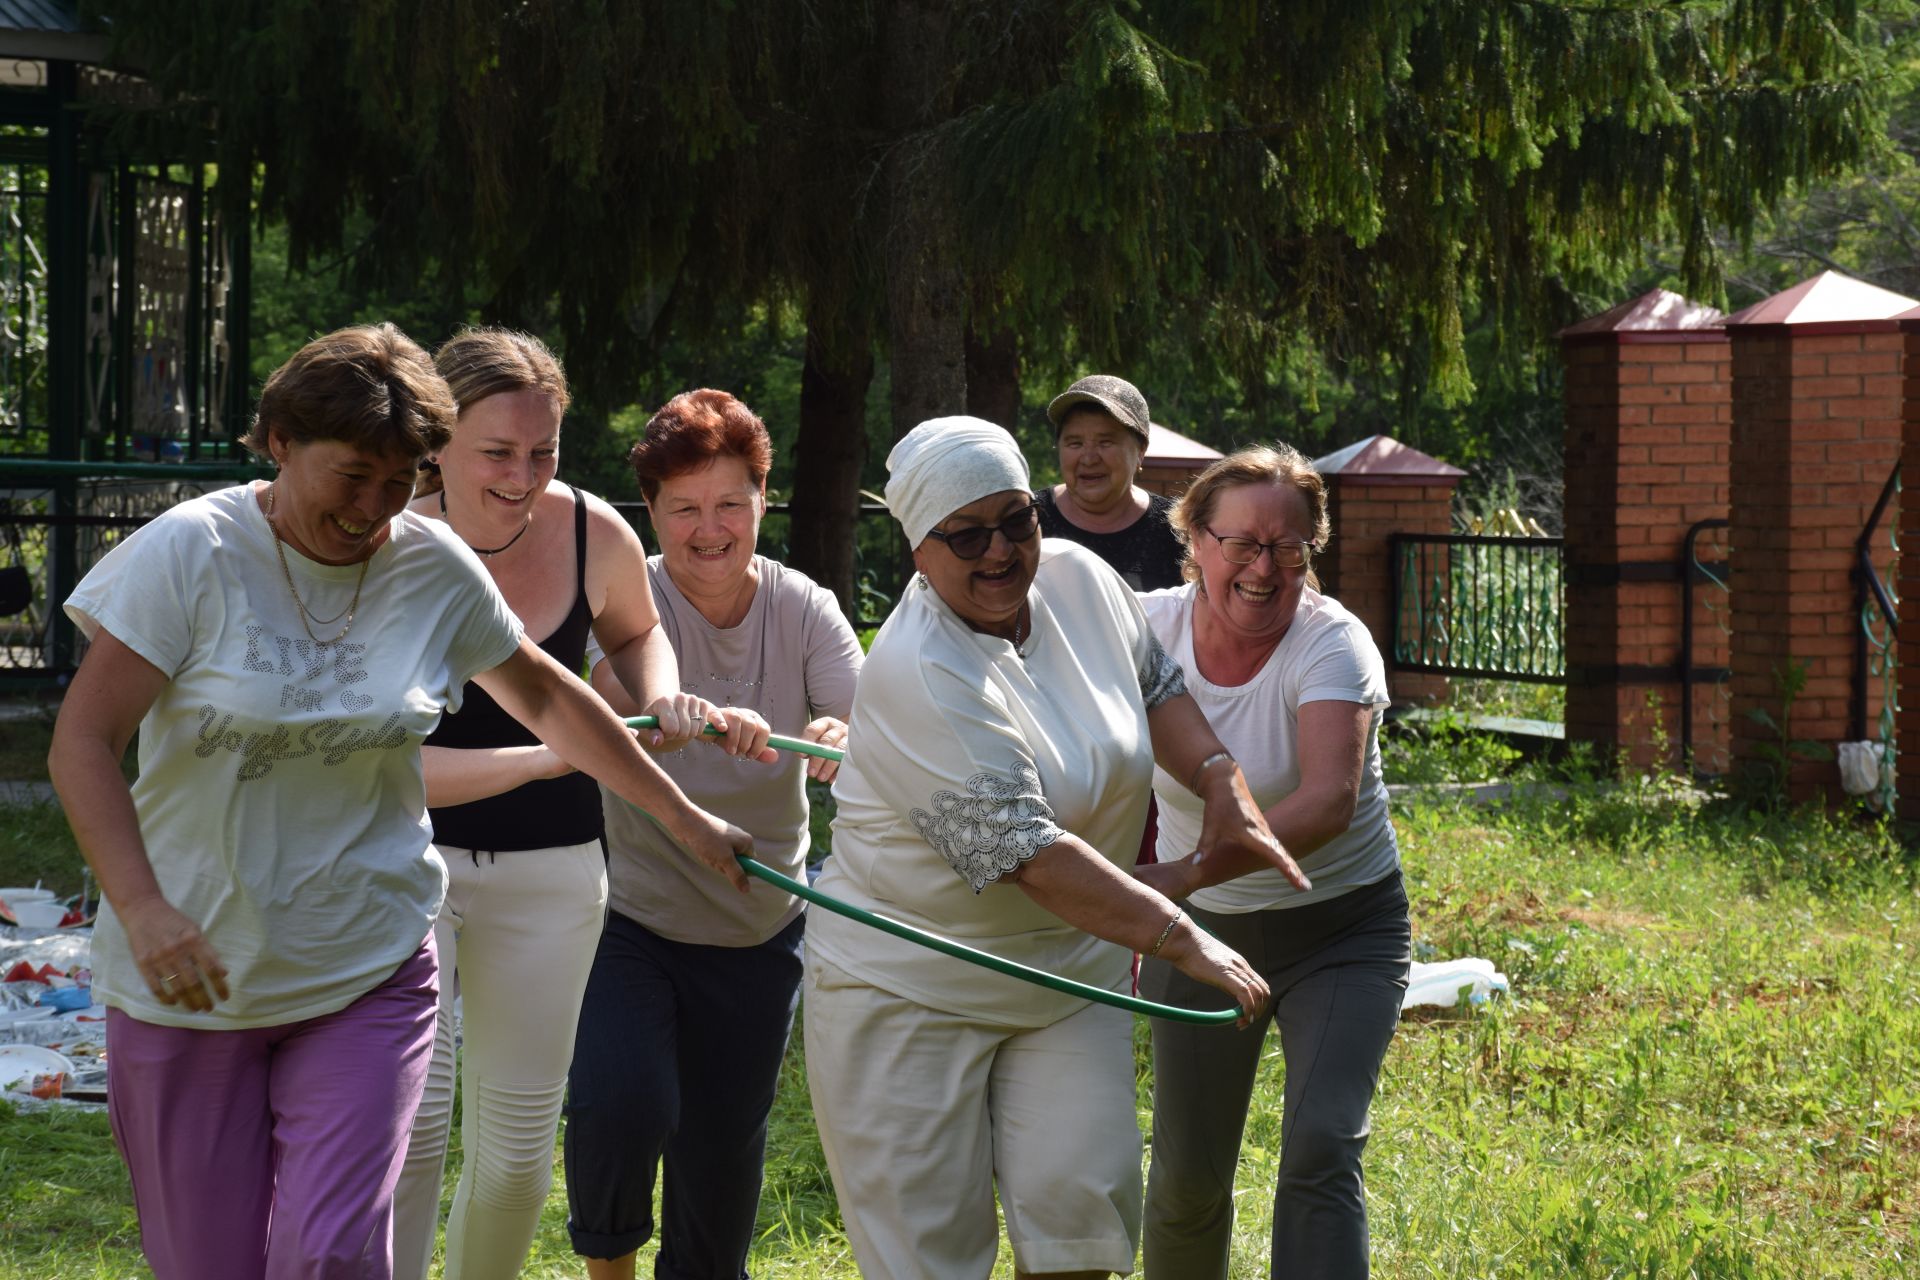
[[623, 714, 1240, 1026]]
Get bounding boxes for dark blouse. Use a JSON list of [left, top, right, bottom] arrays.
[[426, 485, 602, 852], [1033, 488, 1186, 592]]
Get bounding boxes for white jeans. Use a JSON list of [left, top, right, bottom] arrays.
[[804, 951, 1143, 1279], [392, 840, 607, 1280]]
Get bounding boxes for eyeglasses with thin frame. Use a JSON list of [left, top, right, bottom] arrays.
[[1203, 526, 1312, 568], [925, 502, 1042, 560]]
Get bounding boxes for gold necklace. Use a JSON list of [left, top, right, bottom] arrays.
[[264, 484, 370, 646]]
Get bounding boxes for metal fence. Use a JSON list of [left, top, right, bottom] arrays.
[[1388, 532, 1566, 683]]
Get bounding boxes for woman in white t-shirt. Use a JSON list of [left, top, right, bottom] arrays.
[[1133, 445, 1412, 1280], [47, 324, 754, 1280], [805, 416, 1308, 1280]]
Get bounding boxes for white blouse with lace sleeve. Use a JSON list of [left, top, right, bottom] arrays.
[[810, 539, 1168, 1027]]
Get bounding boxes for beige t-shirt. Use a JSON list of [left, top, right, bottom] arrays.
[[591, 556, 862, 946]]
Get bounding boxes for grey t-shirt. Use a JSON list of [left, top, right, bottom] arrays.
[[593, 555, 863, 946]]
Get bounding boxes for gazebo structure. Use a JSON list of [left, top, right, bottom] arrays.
[[0, 3, 255, 678]]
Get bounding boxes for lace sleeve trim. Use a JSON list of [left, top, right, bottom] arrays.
[[910, 760, 1066, 893], [1139, 633, 1188, 711]]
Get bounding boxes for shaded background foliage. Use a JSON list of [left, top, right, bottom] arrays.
[[86, 0, 1920, 593]]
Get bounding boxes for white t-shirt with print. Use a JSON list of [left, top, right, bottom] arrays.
[[65, 483, 523, 1029], [811, 539, 1181, 1028], [1140, 583, 1397, 913]]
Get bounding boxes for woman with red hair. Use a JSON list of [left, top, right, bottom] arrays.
[[564, 389, 863, 1279]]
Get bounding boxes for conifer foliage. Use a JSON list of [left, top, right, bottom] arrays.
[[94, 1, 1901, 603]]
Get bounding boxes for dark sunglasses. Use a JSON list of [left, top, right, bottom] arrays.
[[925, 502, 1042, 560]]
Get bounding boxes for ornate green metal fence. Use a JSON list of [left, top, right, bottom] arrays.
[[1388, 532, 1565, 683]]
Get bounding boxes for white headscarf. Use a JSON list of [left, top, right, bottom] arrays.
[[884, 416, 1032, 548]]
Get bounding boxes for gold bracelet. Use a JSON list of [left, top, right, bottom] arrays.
[[1187, 750, 1234, 792], [1146, 910, 1184, 958]]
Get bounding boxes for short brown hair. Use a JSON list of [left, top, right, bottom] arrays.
[[434, 327, 571, 415], [1170, 444, 1331, 589], [629, 390, 773, 502], [243, 323, 455, 462]]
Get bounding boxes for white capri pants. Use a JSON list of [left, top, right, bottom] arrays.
[[804, 950, 1142, 1279], [392, 839, 608, 1280]]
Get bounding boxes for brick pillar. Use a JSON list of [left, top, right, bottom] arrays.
[[1560, 289, 1731, 772], [1314, 435, 1465, 705], [1727, 276, 1911, 803]]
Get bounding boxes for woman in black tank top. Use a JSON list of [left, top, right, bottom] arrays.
[[389, 329, 773, 1280]]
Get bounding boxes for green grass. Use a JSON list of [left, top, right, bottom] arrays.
[[3, 761, 1917, 1276]]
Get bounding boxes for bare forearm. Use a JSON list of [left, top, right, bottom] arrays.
[[521, 674, 702, 836], [1145, 692, 1233, 788], [1181, 782, 1349, 890], [48, 734, 164, 912], [1012, 833, 1182, 952], [421, 744, 566, 808], [605, 624, 680, 710]]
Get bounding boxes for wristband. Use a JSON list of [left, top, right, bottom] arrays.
[[1187, 750, 1234, 792], [1146, 910, 1184, 957]]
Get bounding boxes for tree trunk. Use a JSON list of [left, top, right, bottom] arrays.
[[788, 317, 874, 618], [881, 1, 966, 443], [964, 321, 1021, 432]]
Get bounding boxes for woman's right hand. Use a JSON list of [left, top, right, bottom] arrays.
[[668, 808, 757, 893], [1156, 918, 1269, 1029], [118, 894, 230, 1012]]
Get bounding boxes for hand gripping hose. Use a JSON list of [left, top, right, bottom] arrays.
[[624, 715, 1240, 1025]]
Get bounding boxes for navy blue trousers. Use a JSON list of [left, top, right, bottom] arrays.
[[564, 909, 804, 1278]]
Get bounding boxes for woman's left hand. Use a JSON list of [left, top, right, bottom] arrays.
[[798, 716, 849, 782], [1195, 761, 1311, 892]]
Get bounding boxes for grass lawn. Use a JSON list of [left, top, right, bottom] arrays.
[[2, 748, 1916, 1277]]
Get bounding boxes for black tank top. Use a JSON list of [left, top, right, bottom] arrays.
[[426, 486, 603, 851]]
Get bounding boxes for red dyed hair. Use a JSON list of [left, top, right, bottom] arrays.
[[629, 389, 773, 501]]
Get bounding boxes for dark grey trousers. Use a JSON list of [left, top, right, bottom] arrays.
[[1140, 872, 1411, 1280]]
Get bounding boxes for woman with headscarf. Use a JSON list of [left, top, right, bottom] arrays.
[[803, 416, 1309, 1280]]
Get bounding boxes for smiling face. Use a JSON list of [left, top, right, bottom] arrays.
[[1057, 408, 1145, 516], [912, 488, 1041, 638], [436, 388, 562, 538], [267, 431, 420, 564], [1192, 479, 1315, 645], [650, 454, 765, 596]]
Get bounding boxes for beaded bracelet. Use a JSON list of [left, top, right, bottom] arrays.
[[1146, 910, 1184, 957]]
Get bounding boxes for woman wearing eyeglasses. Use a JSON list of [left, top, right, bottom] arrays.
[[1131, 444, 1410, 1280], [803, 416, 1309, 1280]]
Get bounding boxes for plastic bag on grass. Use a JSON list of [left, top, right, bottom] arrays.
[[1402, 957, 1509, 1013]]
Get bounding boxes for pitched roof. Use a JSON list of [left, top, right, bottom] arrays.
[[1559, 287, 1724, 337], [1723, 270, 1919, 326], [1143, 422, 1223, 466], [1313, 434, 1465, 484]]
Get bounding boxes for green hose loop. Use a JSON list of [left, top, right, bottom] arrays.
[[622, 715, 1240, 1026]]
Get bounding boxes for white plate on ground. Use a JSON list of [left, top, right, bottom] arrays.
[[0, 1042, 74, 1090]]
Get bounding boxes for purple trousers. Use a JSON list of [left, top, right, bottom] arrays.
[[106, 938, 439, 1280]]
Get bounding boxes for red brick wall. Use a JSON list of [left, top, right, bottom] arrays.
[[1562, 335, 1732, 770], [1729, 328, 1903, 802], [1321, 478, 1458, 704]]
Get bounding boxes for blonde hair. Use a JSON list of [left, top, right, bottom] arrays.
[[1170, 443, 1331, 589], [243, 323, 455, 462], [434, 327, 570, 414], [416, 328, 571, 493]]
